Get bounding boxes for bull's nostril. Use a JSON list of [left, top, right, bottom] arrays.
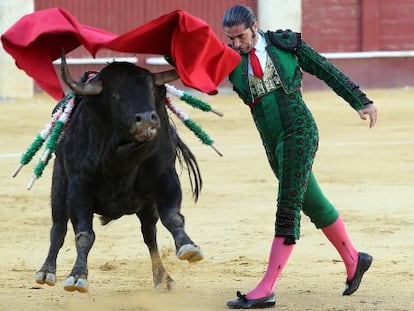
[[134, 111, 158, 125], [150, 112, 158, 122]]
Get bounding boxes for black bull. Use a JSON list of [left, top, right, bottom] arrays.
[[34, 54, 203, 293]]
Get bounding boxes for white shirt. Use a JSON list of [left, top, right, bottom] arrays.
[[248, 32, 267, 76]]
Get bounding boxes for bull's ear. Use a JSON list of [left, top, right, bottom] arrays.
[[153, 69, 179, 86]]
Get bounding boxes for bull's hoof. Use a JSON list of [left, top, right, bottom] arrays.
[[35, 271, 56, 286], [63, 276, 89, 293], [177, 244, 204, 263], [155, 276, 174, 291]]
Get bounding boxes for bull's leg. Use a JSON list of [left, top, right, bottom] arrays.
[[35, 215, 68, 286], [63, 230, 95, 293], [35, 162, 68, 286], [136, 206, 174, 290], [156, 172, 203, 263], [62, 182, 95, 293]]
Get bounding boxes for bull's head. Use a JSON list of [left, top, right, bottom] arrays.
[[60, 49, 179, 142], [60, 49, 179, 95]]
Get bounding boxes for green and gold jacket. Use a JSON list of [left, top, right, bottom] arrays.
[[228, 30, 372, 111]]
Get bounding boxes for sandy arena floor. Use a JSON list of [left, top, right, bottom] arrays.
[[0, 87, 413, 310]]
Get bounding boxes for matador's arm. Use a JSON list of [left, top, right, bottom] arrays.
[[296, 40, 373, 111], [268, 30, 376, 126]]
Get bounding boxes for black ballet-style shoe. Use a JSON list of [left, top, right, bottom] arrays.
[[343, 252, 373, 295], [226, 291, 276, 309]]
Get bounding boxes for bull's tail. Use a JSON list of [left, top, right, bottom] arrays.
[[175, 134, 202, 202]]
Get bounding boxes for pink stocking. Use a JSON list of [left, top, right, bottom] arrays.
[[321, 216, 359, 279], [246, 237, 294, 300]]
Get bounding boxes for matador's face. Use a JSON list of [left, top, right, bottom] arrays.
[[224, 22, 258, 55]]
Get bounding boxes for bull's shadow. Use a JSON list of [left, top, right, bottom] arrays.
[[34, 51, 203, 293]]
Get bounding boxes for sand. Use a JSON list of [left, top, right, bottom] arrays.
[[0, 87, 413, 310]]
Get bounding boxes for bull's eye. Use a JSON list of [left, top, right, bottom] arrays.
[[111, 92, 120, 101]]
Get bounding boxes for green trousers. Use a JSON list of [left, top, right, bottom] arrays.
[[251, 89, 338, 243]]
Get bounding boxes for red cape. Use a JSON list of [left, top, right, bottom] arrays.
[[1, 7, 240, 99]]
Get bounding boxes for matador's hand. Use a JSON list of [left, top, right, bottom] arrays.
[[357, 104, 378, 128]]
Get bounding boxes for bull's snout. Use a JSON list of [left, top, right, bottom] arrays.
[[132, 111, 161, 141], [135, 111, 159, 125]]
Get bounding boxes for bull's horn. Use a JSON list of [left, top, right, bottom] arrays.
[[60, 48, 103, 95], [153, 69, 179, 86]]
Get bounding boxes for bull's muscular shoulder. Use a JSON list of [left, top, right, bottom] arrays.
[[267, 29, 302, 52]]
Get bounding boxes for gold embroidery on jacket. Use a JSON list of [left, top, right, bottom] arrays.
[[248, 57, 282, 101]]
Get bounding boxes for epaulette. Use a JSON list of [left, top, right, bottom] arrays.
[[267, 29, 302, 52]]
